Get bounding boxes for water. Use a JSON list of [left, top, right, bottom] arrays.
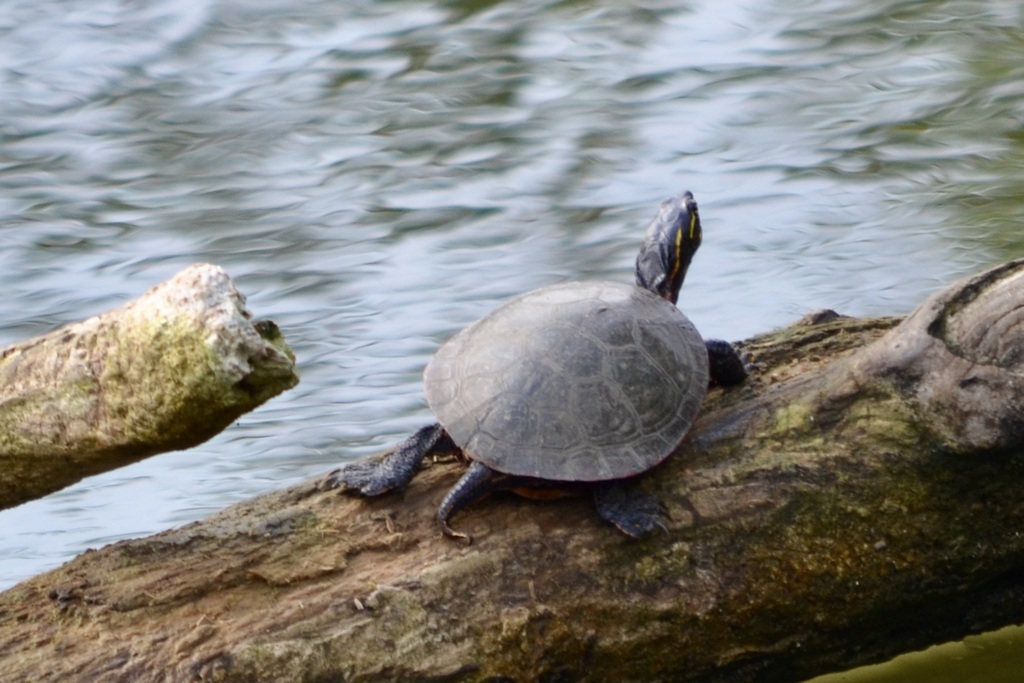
[[2, 0, 1023, 679]]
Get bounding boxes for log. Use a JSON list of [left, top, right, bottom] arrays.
[[2, 259, 1024, 683], [0, 263, 298, 510]]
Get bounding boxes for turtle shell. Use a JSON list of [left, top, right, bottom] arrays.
[[423, 281, 709, 482]]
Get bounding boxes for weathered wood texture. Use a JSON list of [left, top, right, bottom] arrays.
[[0, 263, 298, 510], [2, 259, 1023, 683]]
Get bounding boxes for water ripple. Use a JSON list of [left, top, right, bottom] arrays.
[[1, 3, 1023, 633]]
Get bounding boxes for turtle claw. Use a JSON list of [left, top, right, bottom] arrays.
[[321, 461, 394, 496], [740, 350, 759, 376], [611, 497, 669, 538], [319, 468, 346, 492], [592, 485, 669, 538], [706, 338, 750, 387], [322, 423, 451, 498]]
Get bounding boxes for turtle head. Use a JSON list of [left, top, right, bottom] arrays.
[[634, 191, 702, 304]]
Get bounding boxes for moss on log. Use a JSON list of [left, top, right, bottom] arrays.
[[2, 259, 1024, 682], [0, 263, 298, 510]]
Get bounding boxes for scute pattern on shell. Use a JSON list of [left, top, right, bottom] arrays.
[[423, 281, 709, 482]]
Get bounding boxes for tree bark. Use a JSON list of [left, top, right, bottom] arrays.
[[2, 259, 1024, 683], [0, 263, 298, 510]]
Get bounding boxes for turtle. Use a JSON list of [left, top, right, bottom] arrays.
[[324, 191, 749, 542]]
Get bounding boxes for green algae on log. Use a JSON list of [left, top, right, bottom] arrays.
[[2, 259, 1024, 682], [0, 263, 298, 510]]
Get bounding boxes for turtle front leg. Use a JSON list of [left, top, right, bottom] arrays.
[[322, 423, 455, 496], [705, 338, 752, 387], [592, 483, 668, 537]]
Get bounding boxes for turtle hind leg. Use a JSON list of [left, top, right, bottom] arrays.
[[705, 338, 752, 387], [592, 483, 668, 538], [322, 423, 454, 496], [437, 460, 506, 544]]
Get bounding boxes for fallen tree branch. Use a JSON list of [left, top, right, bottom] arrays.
[[0, 263, 298, 510], [2, 260, 1023, 682]]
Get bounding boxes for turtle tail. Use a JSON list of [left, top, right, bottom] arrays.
[[437, 460, 502, 544]]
